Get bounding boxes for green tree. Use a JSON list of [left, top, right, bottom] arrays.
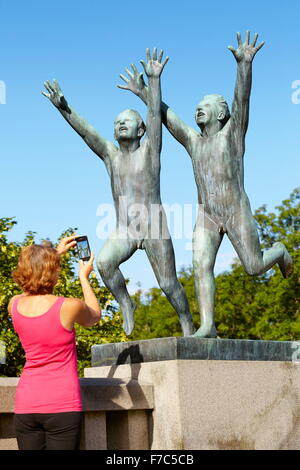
[[130, 188, 300, 341], [0, 219, 127, 377]]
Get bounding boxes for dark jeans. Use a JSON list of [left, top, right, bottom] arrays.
[[14, 411, 83, 450]]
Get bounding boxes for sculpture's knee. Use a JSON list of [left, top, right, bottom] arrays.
[[243, 260, 262, 276], [193, 255, 214, 277], [244, 267, 261, 276], [159, 277, 179, 297]]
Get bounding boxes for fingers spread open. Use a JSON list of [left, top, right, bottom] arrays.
[[44, 81, 53, 94], [53, 79, 61, 92], [46, 80, 55, 93], [119, 74, 129, 83], [125, 67, 133, 78], [131, 63, 138, 75]]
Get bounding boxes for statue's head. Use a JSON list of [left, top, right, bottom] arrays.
[[114, 109, 146, 142], [195, 94, 230, 129]]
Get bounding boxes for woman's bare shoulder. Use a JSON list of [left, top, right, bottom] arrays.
[[61, 298, 85, 314], [60, 298, 87, 330], [7, 294, 24, 315]]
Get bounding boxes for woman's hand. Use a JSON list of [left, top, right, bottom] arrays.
[[56, 235, 77, 256]]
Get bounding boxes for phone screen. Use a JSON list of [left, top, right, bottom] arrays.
[[75, 236, 91, 261]]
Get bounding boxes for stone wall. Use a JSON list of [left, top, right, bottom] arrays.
[[85, 359, 300, 450], [0, 377, 154, 450]]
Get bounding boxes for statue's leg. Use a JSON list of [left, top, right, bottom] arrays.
[[143, 237, 195, 336], [96, 230, 137, 336], [227, 206, 293, 278], [192, 216, 223, 338]]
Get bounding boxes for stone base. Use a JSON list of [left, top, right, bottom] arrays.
[[91, 336, 298, 367], [86, 338, 300, 450]]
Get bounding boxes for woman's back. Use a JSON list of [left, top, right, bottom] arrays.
[[10, 238, 101, 450], [12, 295, 82, 414]]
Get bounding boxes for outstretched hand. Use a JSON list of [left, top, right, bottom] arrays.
[[117, 63, 147, 98], [42, 79, 69, 109], [228, 31, 264, 63], [140, 48, 169, 78]]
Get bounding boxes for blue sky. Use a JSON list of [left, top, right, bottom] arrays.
[[0, 0, 299, 292]]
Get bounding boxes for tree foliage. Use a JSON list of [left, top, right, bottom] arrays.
[[129, 188, 300, 341], [1, 188, 299, 377], [0, 220, 127, 377]]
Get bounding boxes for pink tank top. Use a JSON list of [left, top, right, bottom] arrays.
[[12, 296, 82, 414]]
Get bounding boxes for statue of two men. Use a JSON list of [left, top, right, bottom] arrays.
[[43, 32, 293, 338]]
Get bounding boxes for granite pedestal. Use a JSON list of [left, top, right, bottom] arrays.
[[85, 337, 300, 450], [91, 336, 299, 366]]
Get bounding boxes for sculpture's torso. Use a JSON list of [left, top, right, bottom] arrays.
[[106, 142, 162, 232], [188, 125, 251, 230]]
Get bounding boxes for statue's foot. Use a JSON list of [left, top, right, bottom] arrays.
[[274, 242, 294, 278], [122, 300, 137, 336], [180, 315, 196, 336], [192, 323, 217, 338]]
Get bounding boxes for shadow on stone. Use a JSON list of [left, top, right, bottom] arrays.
[[116, 344, 144, 365]]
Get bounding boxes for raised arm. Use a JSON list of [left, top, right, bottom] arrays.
[[42, 80, 117, 161], [228, 31, 264, 138], [61, 253, 101, 329], [138, 48, 168, 156], [118, 63, 197, 152]]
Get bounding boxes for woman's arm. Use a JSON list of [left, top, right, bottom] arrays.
[[61, 253, 101, 329]]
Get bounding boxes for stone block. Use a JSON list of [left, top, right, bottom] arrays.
[[83, 411, 107, 450], [85, 358, 300, 450], [106, 410, 150, 450], [80, 377, 154, 411], [91, 337, 299, 367]]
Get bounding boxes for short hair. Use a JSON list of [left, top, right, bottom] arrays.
[[202, 94, 230, 124], [13, 243, 60, 295], [115, 109, 146, 134]]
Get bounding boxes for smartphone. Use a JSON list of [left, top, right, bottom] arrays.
[[75, 236, 91, 261]]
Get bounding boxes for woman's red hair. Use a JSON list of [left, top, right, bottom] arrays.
[[13, 243, 60, 295]]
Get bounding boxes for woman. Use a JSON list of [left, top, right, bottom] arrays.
[[8, 236, 101, 450]]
